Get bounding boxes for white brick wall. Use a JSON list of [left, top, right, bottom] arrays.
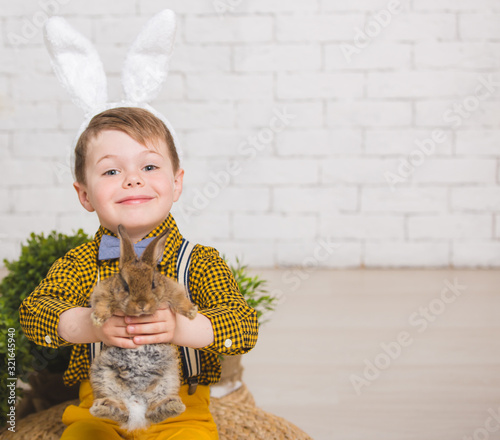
[[0, 0, 499, 268]]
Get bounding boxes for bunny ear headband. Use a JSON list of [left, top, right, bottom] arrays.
[[43, 9, 181, 169]]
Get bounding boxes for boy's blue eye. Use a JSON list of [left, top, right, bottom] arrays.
[[143, 165, 158, 171], [104, 170, 119, 176]]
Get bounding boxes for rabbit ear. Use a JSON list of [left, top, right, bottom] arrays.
[[141, 229, 170, 266], [117, 225, 137, 267], [121, 9, 177, 103], [44, 16, 108, 114]]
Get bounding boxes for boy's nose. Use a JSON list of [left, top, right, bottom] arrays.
[[124, 174, 144, 188]]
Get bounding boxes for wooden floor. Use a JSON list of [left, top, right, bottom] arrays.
[[3, 267, 498, 439], [243, 269, 500, 440]]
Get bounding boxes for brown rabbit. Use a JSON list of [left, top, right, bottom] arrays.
[[89, 225, 198, 431]]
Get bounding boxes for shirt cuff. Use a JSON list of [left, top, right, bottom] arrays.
[[25, 296, 76, 348], [200, 307, 257, 356]]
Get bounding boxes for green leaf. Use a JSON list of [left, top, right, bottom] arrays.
[[226, 257, 278, 325], [0, 229, 91, 427]]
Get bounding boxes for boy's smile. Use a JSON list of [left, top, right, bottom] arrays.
[[73, 130, 184, 242], [117, 195, 155, 205]]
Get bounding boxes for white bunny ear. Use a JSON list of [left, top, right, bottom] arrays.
[[122, 9, 177, 103], [44, 16, 107, 114]]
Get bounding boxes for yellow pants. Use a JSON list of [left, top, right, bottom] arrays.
[[61, 381, 219, 440]]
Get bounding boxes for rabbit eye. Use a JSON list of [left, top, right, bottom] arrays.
[[119, 275, 129, 293]]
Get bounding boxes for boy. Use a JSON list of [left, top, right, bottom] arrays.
[[19, 106, 259, 440]]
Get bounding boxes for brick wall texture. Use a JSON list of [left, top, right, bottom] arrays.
[[1, 0, 500, 268]]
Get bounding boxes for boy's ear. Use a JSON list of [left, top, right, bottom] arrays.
[[173, 168, 184, 202], [73, 182, 95, 213]]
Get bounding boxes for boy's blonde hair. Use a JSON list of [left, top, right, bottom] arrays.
[[74, 107, 179, 184]]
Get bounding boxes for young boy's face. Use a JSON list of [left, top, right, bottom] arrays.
[[73, 130, 183, 242]]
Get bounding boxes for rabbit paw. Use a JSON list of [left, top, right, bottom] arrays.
[[186, 305, 198, 320], [146, 397, 186, 424], [91, 312, 105, 327], [90, 398, 129, 423]]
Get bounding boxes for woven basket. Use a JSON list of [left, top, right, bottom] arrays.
[[213, 380, 255, 406], [0, 384, 312, 440]]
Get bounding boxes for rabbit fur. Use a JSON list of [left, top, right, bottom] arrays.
[[89, 225, 198, 431]]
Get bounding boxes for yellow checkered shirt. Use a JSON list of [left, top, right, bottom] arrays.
[[19, 215, 259, 386]]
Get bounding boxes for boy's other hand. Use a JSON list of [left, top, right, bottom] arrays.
[[124, 307, 177, 345]]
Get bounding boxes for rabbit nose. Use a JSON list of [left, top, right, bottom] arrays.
[[137, 301, 147, 311]]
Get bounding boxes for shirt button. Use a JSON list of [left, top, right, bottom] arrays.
[[224, 339, 232, 348], [45, 335, 52, 344]]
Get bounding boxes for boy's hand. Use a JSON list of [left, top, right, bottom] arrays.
[[93, 311, 140, 349], [59, 305, 213, 349], [124, 307, 177, 345]]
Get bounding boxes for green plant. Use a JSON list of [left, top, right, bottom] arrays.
[[0, 230, 91, 427], [228, 258, 278, 325]]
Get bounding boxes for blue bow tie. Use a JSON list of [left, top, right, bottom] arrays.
[[98, 234, 156, 260]]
